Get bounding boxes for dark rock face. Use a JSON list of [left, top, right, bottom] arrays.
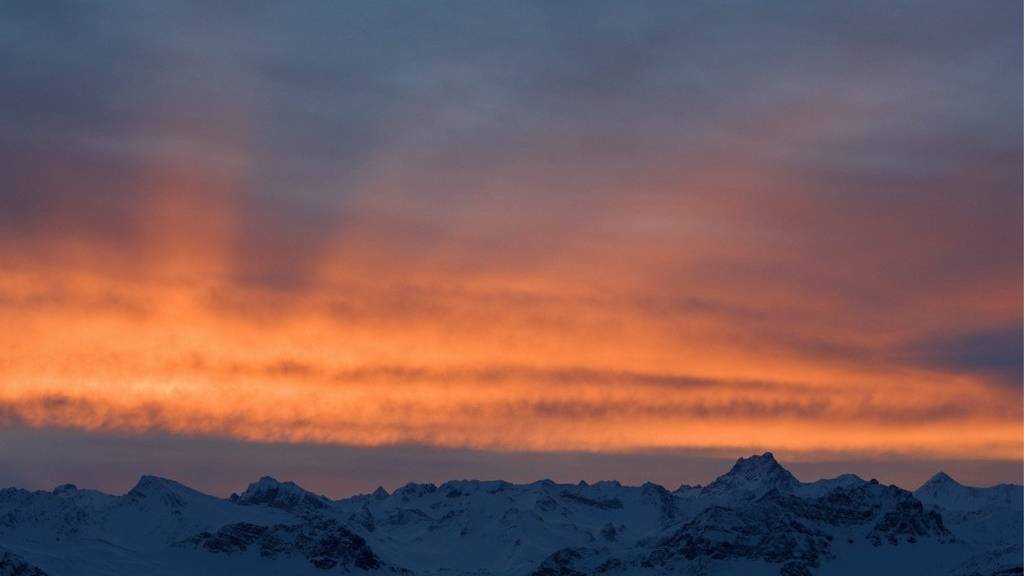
[[184, 519, 383, 571], [394, 483, 437, 501], [382, 508, 432, 527], [186, 522, 269, 554], [530, 547, 628, 576], [232, 477, 331, 515], [701, 452, 800, 501], [867, 499, 947, 546], [347, 506, 376, 533], [558, 492, 623, 510], [0, 552, 48, 576], [648, 501, 832, 571], [531, 548, 587, 576], [0, 489, 102, 538], [641, 482, 680, 526], [646, 483, 949, 575]]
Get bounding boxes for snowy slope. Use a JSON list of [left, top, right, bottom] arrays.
[[912, 472, 1024, 576], [0, 453, 1019, 576], [915, 472, 1023, 513]]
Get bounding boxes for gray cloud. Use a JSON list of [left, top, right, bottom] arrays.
[[1, 0, 1019, 289], [904, 325, 1024, 388]]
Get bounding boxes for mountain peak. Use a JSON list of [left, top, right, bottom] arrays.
[[915, 471, 1022, 512], [126, 475, 201, 508], [52, 483, 78, 496], [129, 475, 184, 496], [924, 471, 961, 487], [724, 452, 792, 479], [702, 452, 798, 499], [236, 476, 330, 511], [244, 476, 288, 493], [734, 451, 778, 467]]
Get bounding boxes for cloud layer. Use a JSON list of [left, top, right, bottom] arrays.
[[0, 1, 1020, 473]]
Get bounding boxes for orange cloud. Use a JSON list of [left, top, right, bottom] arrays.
[[0, 19, 1019, 468], [0, 232, 1019, 462]]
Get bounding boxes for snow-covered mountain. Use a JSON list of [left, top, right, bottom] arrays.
[[0, 452, 1019, 576], [698, 452, 800, 502], [915, 472, 1023, 513]]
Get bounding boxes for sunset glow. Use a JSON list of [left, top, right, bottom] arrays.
[[0, 1, 1020, 493]]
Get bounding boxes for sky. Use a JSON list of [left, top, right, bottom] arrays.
[[0, 1, 1021, 496]]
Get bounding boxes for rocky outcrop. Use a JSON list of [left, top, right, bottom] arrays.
[[184, 519, 384, 571], [231, 477, 332, 515], [0, 552, 48, 576], [646, 482, 949, 575]]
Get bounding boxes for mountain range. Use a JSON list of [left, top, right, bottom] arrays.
[[0, 452, 1020, 576]]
